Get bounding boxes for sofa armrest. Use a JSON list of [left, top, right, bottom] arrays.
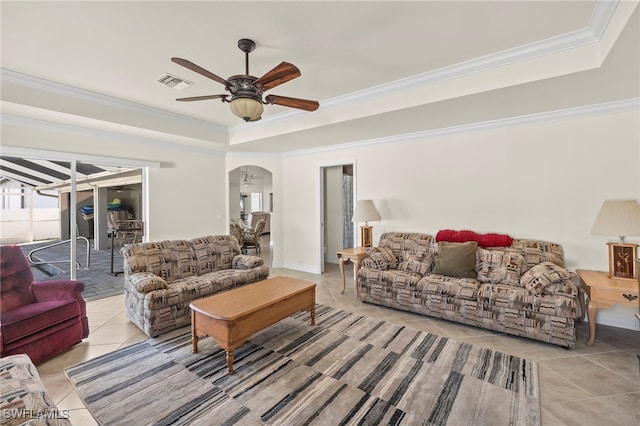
[[32, 280, 88, 336], [32, 280, 85, 303], [232, 254, 264, 270], [127, 272, 168, 293], [540, 278, 578, 298]]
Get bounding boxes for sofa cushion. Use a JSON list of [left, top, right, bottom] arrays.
[[418, 275, 479, 301], [358, 268, 423, 291], [431, 241, 478, 278], [436, 229, 513, 248], [0, 300, 80, 344], [190, 235, 241, 275], [378, 232, 433, 259], [478, 283, 577, 318], [398, 253, 434, 276], [129, 272, 168, 293], [144, 276, 230, 310], [211, 268, 271, 290], [520, 261, 575, 295], [476, 248, 525, 286], [363, 246, 398, 270], [122, 240, 196, 283], [140, 265, 271, 311], [511, 239, 565, 270]]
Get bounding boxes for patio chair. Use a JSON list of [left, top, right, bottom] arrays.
[[230, 222, 244, 247], [242, 219, 265, 254]]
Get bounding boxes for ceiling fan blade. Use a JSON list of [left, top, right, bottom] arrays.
[[176, 94, 228, 102], [254, 62, 301, 91], [171, 57, 227, 86], [265, 94, 319, 112]]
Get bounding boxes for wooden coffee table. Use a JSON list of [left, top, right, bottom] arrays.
[[189, 276, 316, 374]]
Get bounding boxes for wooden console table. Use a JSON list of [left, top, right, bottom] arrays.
[[336, 247, 368, 295], [575, 269, 639, 346]]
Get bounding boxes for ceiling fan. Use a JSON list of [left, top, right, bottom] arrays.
[[171, 38, 319, 122]]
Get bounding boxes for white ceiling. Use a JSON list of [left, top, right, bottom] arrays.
[[1, 1, 638, 153]]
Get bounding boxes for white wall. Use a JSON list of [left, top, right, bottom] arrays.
[[146, 145, 227, 240], [280, 109, 639, 328]]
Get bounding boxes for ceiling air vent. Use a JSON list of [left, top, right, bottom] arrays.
[[156, 73, 193, 91]]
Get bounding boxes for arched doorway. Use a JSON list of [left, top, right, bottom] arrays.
[[228, 165, 273, 227]]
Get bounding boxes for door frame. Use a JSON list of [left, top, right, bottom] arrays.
[[318, 159, 357, 273]]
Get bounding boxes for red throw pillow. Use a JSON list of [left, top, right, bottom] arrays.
[[436, 229, 513, 248], [477, 233, 513, 247]]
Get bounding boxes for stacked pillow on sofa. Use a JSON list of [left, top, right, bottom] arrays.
[[434, 229, 575, 297]]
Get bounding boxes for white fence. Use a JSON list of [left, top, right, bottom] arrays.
[[0, 208, 61, 244]]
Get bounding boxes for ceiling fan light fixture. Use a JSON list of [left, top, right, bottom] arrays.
[[229, 96, 264, 122]]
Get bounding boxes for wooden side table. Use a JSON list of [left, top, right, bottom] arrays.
[[336, 247, 368, 295], [576, 269, 639, 346]]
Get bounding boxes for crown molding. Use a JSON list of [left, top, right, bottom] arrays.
[[226, 151, 283, 159], [1, 0, 630, 148], [0, 68, 228, 135], [1, 113, 228, 157], [589, 0, 621, 40], [243, 1, 622, 130], [283, 98, 639, 158], [5, 98, 636, 159]]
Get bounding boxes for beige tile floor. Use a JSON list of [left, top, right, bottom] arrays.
[[38, 242, 640, 425]]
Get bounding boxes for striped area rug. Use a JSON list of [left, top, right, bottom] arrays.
[[65, 305, 540, 425]]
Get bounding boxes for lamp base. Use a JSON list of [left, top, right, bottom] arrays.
[[360, 225, 373, 248], [606, 242, 638, 280]]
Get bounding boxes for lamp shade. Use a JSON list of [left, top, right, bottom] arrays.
[[352, 200, 381, 223], [230, 97, 264, 122], [591, 199, 640, 240]]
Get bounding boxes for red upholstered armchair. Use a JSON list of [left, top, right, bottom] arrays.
[[0, 245, 89, 365]]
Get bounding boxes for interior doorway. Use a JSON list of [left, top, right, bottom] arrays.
[[228, 165, 273, 226], [320, 163, 354, 273]]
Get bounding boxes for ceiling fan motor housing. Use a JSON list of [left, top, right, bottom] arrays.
[[226, 75, 263, 102]]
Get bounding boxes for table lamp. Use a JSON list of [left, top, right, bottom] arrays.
[[352, 200, 380, 248], [591, 199, 640, 280]]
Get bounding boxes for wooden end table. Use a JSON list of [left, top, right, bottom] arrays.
[[576, 269, 639, 346], [336, 247, 368, 295], [189, 276, 316, 374]]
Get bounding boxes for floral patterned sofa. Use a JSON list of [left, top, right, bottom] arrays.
[[357, 231, 579, 348], [123, 235, 269, 337]]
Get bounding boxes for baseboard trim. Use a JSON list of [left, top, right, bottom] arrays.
[[594, 308, 640, 331]]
